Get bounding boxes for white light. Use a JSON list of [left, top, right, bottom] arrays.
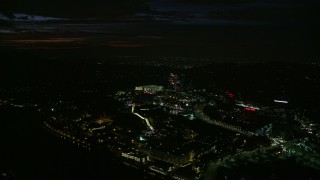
[[133, 112, 154, 130], [236, 103, 260, 110], [274, 100, 288, 104]]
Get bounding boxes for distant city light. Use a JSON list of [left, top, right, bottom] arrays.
[[245, 107, 256, 112], [236, 103, 260, 110], [274, 100, 288, 104], [227, 92, 235, 98]]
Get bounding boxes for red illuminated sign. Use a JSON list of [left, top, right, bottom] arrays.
[[245, 107, 256, 112]]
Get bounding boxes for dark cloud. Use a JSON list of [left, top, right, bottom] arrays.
[[0, 0, 319, 29], [0, 0, 149, 18]]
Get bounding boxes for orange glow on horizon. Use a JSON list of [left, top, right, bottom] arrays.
[[3, 38, 84, 44]]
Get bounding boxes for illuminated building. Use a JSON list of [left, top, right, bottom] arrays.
[[135, 85, 163, 92], [121, 152, 150, 164], [169, 73, 183, 91], [141, 148, 194, 166]]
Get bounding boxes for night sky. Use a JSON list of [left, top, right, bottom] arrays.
[[0, 0, 320, 61], [0, 0, 318, 18]]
